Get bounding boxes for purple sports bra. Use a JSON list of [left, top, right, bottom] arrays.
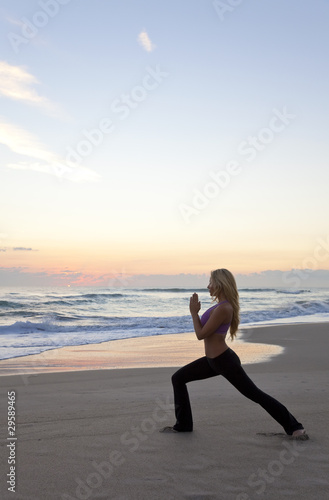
[[200, 300, 232, 334]]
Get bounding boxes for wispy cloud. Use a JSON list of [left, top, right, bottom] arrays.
[[0, 61, 68, 119], [0, 118, 100, 183], [137, 30, 156, 52], [5, 15, 23, 27], [13, 247, 36, 251], [7, 161, 101, 183], [0, 118, 59, 162], [0, 247, 37, 252]]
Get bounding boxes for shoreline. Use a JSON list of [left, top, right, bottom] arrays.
[[0, 324, 284, 377], [0, 318, 328, 370], [0, 321, 327, 378]]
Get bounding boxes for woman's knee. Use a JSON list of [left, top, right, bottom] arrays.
[[171, 372, 179, 385], [171, 368, 186, 386]]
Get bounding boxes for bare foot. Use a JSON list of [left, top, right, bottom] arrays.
[[291, 429, 309, 440], [159, 426, 178, 433]]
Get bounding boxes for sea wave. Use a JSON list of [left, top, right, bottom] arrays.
[[241, 299, 329, 324], [0, 315, 192, 360], [140, 288, 205, 293], [1, 287, 329, 361], [139, 288, 310, 294], [0, 315, 191, 337], [0, 300, 26, 308], [1, 299, 329, 336], [67, 292, 125, 299]]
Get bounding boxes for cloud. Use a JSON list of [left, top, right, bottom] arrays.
[[5, 16, 23, 27], [107, 270, 329, 289], [0, 118, 100, 183], [0, 62, 98, 182], [7, 161, 101, 183], [0, 267, 78, 286], [13, 247, 35, 251], [1, 268, 329, 287], [0, 61, 68, 119], [235, 269, 329, 288], [0, 118, 59, 162], [0, 267, 90, 287], [0, 247, 37, 252], [137, 30, 156, 52]]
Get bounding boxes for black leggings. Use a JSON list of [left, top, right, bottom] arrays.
[[171, 348, 303, 434]]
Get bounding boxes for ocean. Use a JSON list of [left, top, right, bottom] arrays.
[[1, 286, 329, 361]]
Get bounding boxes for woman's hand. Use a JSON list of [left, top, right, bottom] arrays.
[[189, 293, 201, 316]]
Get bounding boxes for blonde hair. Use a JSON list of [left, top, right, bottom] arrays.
[[210, 268, 240, 340]]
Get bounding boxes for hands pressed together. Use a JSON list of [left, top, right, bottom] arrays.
[[189, 292, 201, 316]]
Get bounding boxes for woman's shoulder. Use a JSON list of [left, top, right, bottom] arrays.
[[217, 299, 232, 309], [210, 300, 232, 315], [214, 300, 233, 316]]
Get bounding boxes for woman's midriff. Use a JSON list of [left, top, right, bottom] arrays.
[[204, 334, 229, 358]]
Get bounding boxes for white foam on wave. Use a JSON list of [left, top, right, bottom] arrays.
[[1, 288, 329, 361]]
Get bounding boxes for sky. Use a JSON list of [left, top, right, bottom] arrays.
[[0, 0, 329, 287]]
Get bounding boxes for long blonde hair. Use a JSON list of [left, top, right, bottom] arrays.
[[210, 268, 240, 340]]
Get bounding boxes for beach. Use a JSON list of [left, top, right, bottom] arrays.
[[0, 323, 328, 499]]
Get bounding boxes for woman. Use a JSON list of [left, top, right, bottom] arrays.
[[160, 268, 308, 439]]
